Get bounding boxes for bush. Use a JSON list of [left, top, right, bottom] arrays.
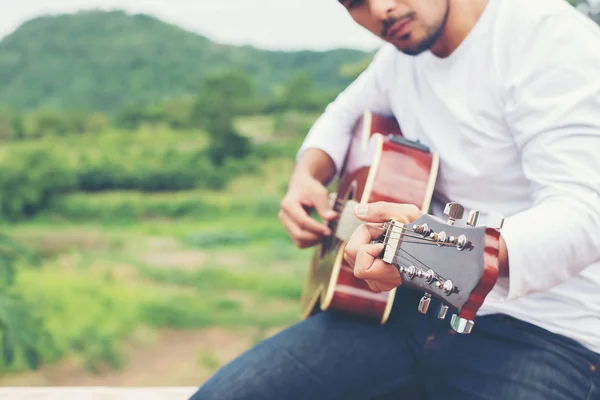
[[0, 128, 264, 219], [45, 191, 223, 221], [11, 268, 149, 373], [0, 148, 77, 220], [0, 234, 44, 372], [44, 190, 283, 223], [75, 148, 234, 192]]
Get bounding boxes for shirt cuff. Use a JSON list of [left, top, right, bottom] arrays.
[[492, 214, 531, 302]]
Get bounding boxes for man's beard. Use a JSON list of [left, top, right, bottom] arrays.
[[394, 2, 451, 56]]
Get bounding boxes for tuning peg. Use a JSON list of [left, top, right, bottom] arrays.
[[437, 304, 449, 320], [487, 211, 505, 230], [450, 314, 475, 334], [399, 265, 417, 280], [418, 293, 432, 314], [444, 202, 464, 225], [467, 210, 480, 227], [442, 280, 454, 296]]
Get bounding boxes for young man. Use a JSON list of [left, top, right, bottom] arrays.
[[191, 0, 600, 398]]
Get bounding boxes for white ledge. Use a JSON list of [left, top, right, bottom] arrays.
[[0, 387, 198, 399]]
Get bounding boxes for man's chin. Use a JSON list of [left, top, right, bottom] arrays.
[[390, 42, 428, 56]]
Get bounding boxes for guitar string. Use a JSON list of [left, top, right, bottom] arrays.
[[376, 226, 461, 248], [375, 231, 451, 283], [336, 230, 454, 288], [358, 223, 462, 248], [384, 242, 432, 273], [394, 252, 448, 283], [349, 247, 450, 291], [332, 202, 464, 280], [362, 224, 443, 243], [331, 205, 458, 288], [379, 230, 457, 278], [372, 250, 451, 288], [333, 198, 436, 234], [333, 206, 457, 246], [339, 223, 437, 243], [333, 199, 468, 243], [366, 229, 433, 272]]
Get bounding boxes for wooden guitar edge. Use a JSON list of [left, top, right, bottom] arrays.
[[459, 228, 501, 321], [303, 110, 375, 320], [380, 288, 396, 325], [422, 151, 440, 213], [320, 244, 346, 312], [300, 285, 323, 320], [320, 125, 395, 324]]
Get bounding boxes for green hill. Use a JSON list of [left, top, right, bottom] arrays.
[[0, 10, 369, 113]]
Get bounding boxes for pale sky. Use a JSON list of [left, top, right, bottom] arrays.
[[0, 0, 383, 51]]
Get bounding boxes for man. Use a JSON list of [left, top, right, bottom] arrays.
[[191, 0, 600, 398]]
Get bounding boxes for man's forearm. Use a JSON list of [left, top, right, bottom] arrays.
[[292, 148, 337, 185]]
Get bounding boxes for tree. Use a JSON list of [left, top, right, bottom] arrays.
[[0, 109, 16, 141], [340, 55, 374, 81], [190, 70, 258, 165], [160, 96, 194, 130], [278, 72, 316, 112]]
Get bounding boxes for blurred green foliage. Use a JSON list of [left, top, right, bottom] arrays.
[[0, 10, 366, 113], [0, 0, 596, 383], [0, 210, 306, 375], [0, 131, 248, 220], [0, 234, 44, 373], [0, 108, 312, 377]]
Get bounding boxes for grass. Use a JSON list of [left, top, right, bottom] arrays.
[[234, 115, 275, 142], [198, 351, 221, 370], [0, 127, 210, 161], [0, 109, 329, 384], [0, 154, 315, 378], [4, 219, 307, 375]]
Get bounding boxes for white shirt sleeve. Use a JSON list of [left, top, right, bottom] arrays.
[[296, 44, 396, 177], [498, 13, 600, 300]]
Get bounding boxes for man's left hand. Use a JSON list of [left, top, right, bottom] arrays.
[[344, 202, 423, 292]]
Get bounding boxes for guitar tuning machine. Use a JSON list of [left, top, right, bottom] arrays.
[[467, 209, 505, 231], [467, 210, 480, 227], [450, 314, 475, 334], [399, 265, 417, 280], [412, 223, 431, 237], [434, 279, 455, 296], [424, 269, 435, 284], [437, 304, 449, 320], [444, 202, 464, 226], [419, 299, 451, 320], [487, 211, 506, 230], [418, 293, 432, 314]]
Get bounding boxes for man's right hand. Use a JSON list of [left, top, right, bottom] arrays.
[[279, 171, 338, 249]]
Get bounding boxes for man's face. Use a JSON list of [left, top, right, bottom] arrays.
[[340, 0, 450, 56]]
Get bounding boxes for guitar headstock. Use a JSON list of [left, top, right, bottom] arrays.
[[377, 202, 503, 334]]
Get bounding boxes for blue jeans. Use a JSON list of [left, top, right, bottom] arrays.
[[191, 290, 600, 400]]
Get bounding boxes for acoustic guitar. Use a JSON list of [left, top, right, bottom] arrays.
[[300, 111, 503, 333]]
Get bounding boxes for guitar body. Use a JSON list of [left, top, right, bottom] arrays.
[[301, 111, 440, 324]]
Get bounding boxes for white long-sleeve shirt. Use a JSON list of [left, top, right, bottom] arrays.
[[298, 0, 600, 353]]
